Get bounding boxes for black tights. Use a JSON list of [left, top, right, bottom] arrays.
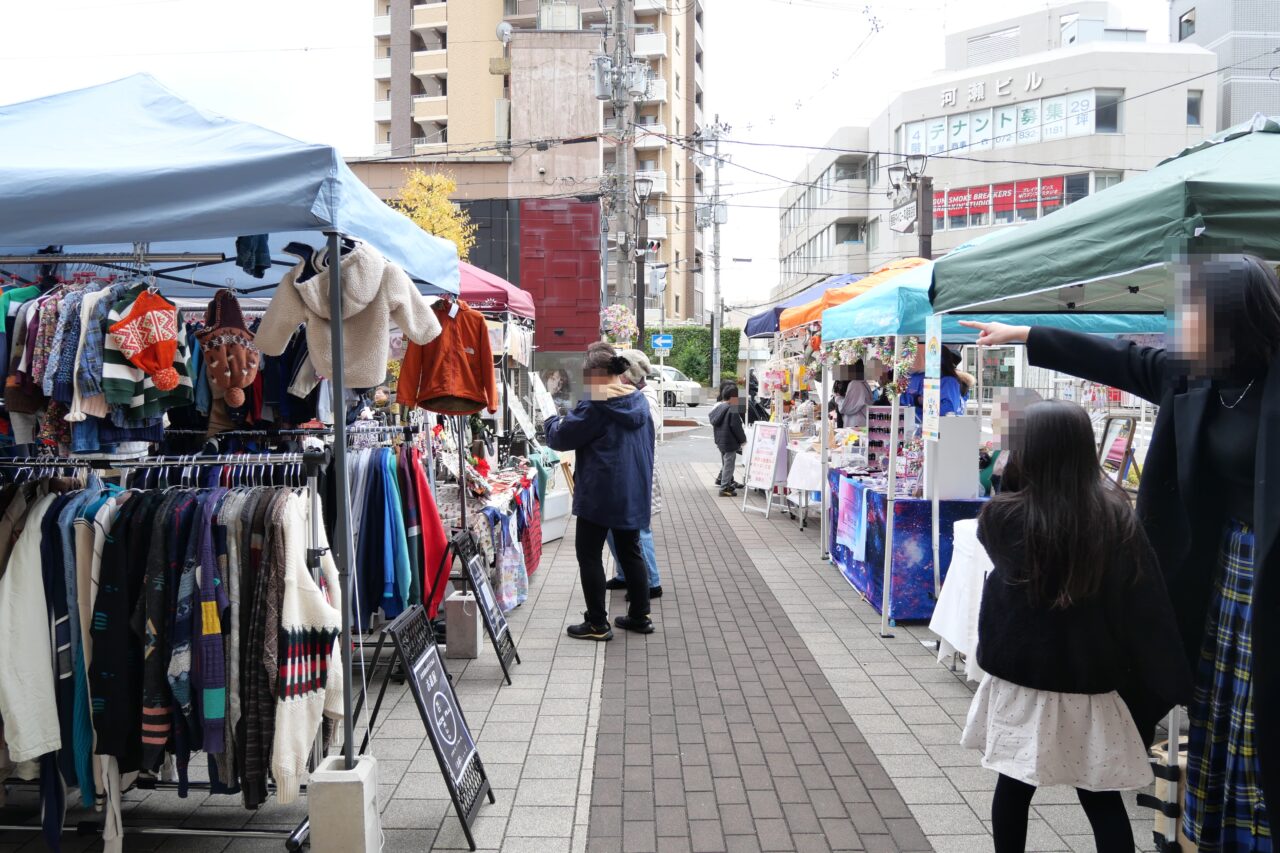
[[992, 774, 1134, 853]]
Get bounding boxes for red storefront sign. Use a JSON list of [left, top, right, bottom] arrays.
[[1040, 176, 1064, 204], [933, 191, 946, 215], [1015, 180, 1040, 209], [992, 183, 1015, 212], [947, 187, 971, 213], [969, 185, 992, 216]]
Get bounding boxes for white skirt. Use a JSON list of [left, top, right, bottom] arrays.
[[960, 675, 1154, 791]]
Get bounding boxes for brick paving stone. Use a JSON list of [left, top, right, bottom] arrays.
[[586, 463, 930, 853]]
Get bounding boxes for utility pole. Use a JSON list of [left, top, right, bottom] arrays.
[[635, 208, 648, 344], [707, 117, 727, 389], [917, 175, 934, 260], [612, 0, 635, 314]]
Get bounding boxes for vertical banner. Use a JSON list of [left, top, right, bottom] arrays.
[[924, 314, 943, 441]]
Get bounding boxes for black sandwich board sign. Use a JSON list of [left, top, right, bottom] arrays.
[[451, 531, 522, 685], [359, 606, 493, 850]]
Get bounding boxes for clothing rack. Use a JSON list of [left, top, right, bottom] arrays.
[[0, 449, 330, 851]]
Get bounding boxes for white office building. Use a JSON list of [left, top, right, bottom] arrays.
[[776, 1, 1219, 302]]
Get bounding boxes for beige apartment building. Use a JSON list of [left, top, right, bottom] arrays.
[[359, 0, 707, 323], [775, 2, 1218, 302]]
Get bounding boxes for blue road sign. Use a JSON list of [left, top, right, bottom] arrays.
[[651, 333, 673, 350]]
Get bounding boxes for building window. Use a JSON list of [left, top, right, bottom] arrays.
[[1187, 90, 1203, 126], [969, 186, 991, 227], [1178, 9, 1196, 41], [933, 191, 947, 231], [1096, 89, 1122, 133], [867, 155, 879, 186], [675, 117, 681, 135], [675, 295, 680, 314], [1015, 181, 1039, 222], [1094, 171, 1123, 193], [675, 163, 681, 181], [867, 218, 878, 254], [675, 73, 681, 91], [1065, 173, 1090, 205]]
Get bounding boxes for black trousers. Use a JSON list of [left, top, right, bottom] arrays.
[[576, 518, 650, 626]]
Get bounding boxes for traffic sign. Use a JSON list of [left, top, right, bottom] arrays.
[[651, 333, 673, 350], [654, 348, 671, 357]]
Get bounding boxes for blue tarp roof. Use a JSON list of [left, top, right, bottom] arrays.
[[822, 261, 1166, 343], [743, 273, 862, 339], [0, 75, 460, 295]]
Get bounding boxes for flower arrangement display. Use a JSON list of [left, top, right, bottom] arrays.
[[811, 336, 920, 394], [601, 304, 638, 345]]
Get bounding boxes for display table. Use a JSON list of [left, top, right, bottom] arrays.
[[827, 471, 985, 623], [927, 519, 991, 682], [784, 446, 824, 529]]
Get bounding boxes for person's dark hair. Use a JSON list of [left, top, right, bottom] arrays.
[[1195, 254, 1280, 373], [721, 382, 740, 400], [833, 380, 849, 396], [979, 400, 1144, 609], [584, 341, 629, 375]]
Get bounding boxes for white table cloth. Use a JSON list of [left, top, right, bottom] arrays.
[[928, 518, 993, 683]]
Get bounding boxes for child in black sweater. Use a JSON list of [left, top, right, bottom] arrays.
[[961, 400, 1191, 853]]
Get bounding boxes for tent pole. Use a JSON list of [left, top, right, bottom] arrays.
[[881, 335, 898, 638], [324, 230, 357, 771], [820, 366, 831, 560]]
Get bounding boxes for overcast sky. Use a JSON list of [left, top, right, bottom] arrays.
[[0, 0, 1167, 307]]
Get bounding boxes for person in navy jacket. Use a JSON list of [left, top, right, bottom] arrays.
[[545, 342, 656, 640]]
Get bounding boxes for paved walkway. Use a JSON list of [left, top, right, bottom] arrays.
[[2, 445, 1153, 853]]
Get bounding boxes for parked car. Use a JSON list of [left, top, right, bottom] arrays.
[[646, 365, 703, 407]]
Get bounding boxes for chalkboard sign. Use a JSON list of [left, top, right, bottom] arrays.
[[375, 606, 495, 851], [453, 532, 522, 685]]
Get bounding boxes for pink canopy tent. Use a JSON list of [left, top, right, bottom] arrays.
[[459, 261, 535, 319]]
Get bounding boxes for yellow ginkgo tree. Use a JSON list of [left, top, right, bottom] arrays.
[[392, 170, 477, 261]]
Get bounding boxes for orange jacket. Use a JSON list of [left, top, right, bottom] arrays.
[[397, 300, 498, 415]]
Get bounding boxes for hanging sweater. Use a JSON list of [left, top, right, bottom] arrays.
[[272, 493, 343, 804], [101, 282, 194, 423]]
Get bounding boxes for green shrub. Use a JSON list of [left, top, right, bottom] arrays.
[[639, 326, 742, 387]]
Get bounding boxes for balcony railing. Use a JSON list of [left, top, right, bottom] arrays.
[[634, 32, 667, 58], [413, 95, 449, 122], [639, 77, 667, 103], [645, 215, 668, 239], [373, 15, 391, 37], [374, 99, 392, 122], [372, 58, 391, 79], [634, 123, 668, 149], [636, 169, 669, 195], [412, 2, 447, 30], [412, 49, 448, 76]]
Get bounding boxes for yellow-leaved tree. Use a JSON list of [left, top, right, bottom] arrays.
[[392, 170, 477, 261]]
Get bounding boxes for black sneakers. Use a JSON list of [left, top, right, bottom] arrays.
[[625, 586, 663, 601], [719, 487, 738, 497], [614, 615, 655, 634], [566, 619, 613, 641], [604, 577, 627, 591]]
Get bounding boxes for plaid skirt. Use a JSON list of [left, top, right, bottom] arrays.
[[1184, 521, 1273, 852]]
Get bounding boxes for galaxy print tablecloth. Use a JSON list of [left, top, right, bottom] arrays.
[[827, 471, 986, 623]]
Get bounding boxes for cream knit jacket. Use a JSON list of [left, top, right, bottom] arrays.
[[256, 242, 442, 389]]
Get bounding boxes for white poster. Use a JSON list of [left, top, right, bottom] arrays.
[[1041, 95, 1068, 142], [530, 374, 559, 422], [992, 105, 1018, 148], [925, 118, 947, 155], [905, 121, 926, 157], [1016, 100, 1041, 145], [506, 383, 539, 442], [1067, 90, 1096, 137], [968, 109, 993, 151]]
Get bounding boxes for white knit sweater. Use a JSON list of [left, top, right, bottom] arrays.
[[271, 494, 343, 804], [256, 242, 442, 389]]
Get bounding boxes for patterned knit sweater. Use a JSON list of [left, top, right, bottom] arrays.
[[271, 493, 342, 804]]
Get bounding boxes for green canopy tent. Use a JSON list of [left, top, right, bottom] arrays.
[[929, 114, 1280, 314]]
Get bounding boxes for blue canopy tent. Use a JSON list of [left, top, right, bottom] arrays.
[[821, 261, 1166, 343], [743, 273, 863, 338], [0, 75, 464, 786], [0, 74, 460, 295]]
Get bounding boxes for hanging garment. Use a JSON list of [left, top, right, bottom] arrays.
[[396, 299, 498, 415], [519, 483, 543, 577], [255, 242, 442, 389]]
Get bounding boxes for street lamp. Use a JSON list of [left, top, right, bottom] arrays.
[[634, 175, 656, 344], [886, 156, 932, 260], [886, 165, 908, 193], [905, 153, 928, 179]]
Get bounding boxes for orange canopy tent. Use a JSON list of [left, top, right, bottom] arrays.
[[778, 257, 929, 332]]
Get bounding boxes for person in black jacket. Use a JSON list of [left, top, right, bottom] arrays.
[[709, 384, 747, 496], [962, 254, 1280, 852], [961, 399, 1191, 853]]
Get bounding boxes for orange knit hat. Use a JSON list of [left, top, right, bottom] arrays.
[[108, 289, 181, 391]]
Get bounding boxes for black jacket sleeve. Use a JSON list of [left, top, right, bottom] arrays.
[[1026, 327, 1168, 405], [730, 412, 747, 447]]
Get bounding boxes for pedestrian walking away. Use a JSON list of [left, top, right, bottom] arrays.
[[544, 342, 656, 640], [709, 383, 747, 496]]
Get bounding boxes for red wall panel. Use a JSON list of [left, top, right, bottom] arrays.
[[518, 199, 602, 352]]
